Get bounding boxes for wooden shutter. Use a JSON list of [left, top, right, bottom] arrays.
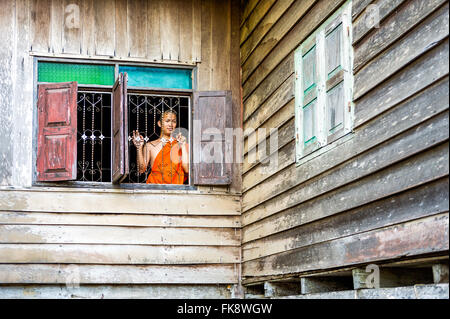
[[302, 41, 320, 152], [324, 4, 353, 143], [193, 91, 232, 185], [324, 15, 345, 143], [37, 82, 78, 181], [295, 34, 322, 160], [112, 72, 129, 184]]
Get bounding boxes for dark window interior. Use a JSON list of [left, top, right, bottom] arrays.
[[76, 91, 112, 182], [75, 91, 190, 184], [123, 94, 190, 184]]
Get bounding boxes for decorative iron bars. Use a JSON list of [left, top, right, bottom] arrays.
[[76, 92, 112, 182], [75, 92, 189, 184], [123, 94, 190, 184]]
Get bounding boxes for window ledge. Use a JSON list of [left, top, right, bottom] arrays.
[[1, 183, 238, 196], [296, 131, 354, 167]]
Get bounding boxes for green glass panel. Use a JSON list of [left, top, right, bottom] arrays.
[[119, 66, 192, 89], [38, 62, 115, 86]]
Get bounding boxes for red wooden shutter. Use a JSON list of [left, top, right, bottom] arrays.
[[193, 91, 233, 185], [37, 82, 78, 181], [112, 72, 129, 184]]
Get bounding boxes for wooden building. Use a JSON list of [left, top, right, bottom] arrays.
[[240, 0, 449, 298], [0, 0, 448, 299]]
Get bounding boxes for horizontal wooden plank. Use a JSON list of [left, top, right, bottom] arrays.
[[243, 117, 354, 180], [0, 225, 240, 246], [243, 53, 294, 121], [243, 255, 449, 286], [353, 0, 406, 44], [0, 284, 232, 299], [240, 0, 276, 45], [244, 140, 295, 192], [243, 141, 449, 243], [243, 178, 449, 261], [244, 110, 295, 169], [243, 115, 295, 179], [353, 0, 447, 72], [240, 0, 295, 64], [241, 0, 317, 86], [0, 264, 239, 284], [243, 0, 344, 98], [354, 3, 449, 99], [243, 106, 449, 217], [0, 189, 240, 215], [0, 211, 240, 228], [244, 141, 450, 244], [0, 244, 240, 264], [244, 73, 294, 135], [29, 51, 197, 66], [243, 98, 295, 159], [382, 256, 450, 269], [241, 0, 261, 26], [242, 75, 449, 223], [354, 39, 449, 128], [352, 0, 374, 21], [243, 213, 449, 277]]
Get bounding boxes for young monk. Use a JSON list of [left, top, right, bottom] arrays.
[[132, 110, 189, 184]]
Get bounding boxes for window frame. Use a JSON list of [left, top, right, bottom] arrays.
[[295, 0, 354, 164], [32, 56, 197, 190]]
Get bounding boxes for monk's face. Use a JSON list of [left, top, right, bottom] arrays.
[[159, 113, 177, 136]]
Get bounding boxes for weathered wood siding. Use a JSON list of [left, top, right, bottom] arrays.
[[28, 0, 201, 62], [240, 0, 449, 282], [0, 0, 242, 193], [0, 0, 242, 297], [0, 188, 241, 294], [0, 284, 233, 299]]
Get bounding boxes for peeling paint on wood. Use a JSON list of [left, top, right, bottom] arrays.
[[0, 284, 232, 299], [243, 213, 449, 277], [0, 264, 239, 284], [0, 0, 14, 186], [0, 189, 241, 215], [0, 244, 240, 264], [0, 224, 241, 246]]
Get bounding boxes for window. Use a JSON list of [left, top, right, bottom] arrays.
[[123, 94, 191, 184], [35, 59, 232, 187], [295, 1, 354, 162], [76, 91, 112, 182]]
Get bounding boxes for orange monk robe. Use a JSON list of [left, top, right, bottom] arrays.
[[146, 141, 188, 185]]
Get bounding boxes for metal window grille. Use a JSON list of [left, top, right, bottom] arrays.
[[75, 92, 189, 184], [123, 94, 190, 184], [76, 92, 112, 182]]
